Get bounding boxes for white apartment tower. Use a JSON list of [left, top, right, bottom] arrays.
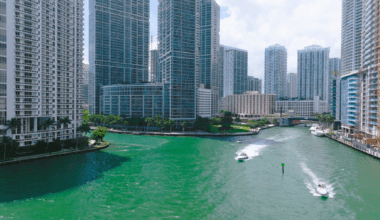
[[264, 44, 287, 100], [297, 45, 330, 101], [2, 0, 84, 146], [341, 0, 362, 76]]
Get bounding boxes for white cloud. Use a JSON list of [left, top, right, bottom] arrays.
[[216, 0, 342, 79]]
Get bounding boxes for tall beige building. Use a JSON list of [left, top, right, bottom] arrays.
[[223, 91, 276, 117]]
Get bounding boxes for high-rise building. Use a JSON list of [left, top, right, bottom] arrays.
[[89, 0, 150, 114], [158, 0, 200, 121], [297, 45, 330, 101], [264, 44, 287, 100], [200, 0, 220, 116], [150, 50, 160, 83], [288, 73, 297, 98], [341, 0, 362, 76], [362, 0, 379, 136], [82, 64, 89, 108], [1, 0, 84, 146], [340, 0, 379, 137], [219, 45, 248, 98], [340, 0, 363, 129], [329, 58, 341, 120], [247, 76, 262, 94]]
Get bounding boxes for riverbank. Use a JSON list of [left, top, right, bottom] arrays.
[[326, 134, 380, 159], [0, 142, 110, 166], [91, 125, 276, 137]]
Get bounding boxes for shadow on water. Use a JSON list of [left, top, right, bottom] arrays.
[[0, 151, 131, 203]]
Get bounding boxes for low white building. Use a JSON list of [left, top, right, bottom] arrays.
[[275, 96, 329, 117], [197, 85, 212, 118], [223, 91, 276, 117]]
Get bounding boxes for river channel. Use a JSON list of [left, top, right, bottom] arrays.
[[0, 127, 380, 219]]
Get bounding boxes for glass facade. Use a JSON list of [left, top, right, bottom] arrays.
[[89, 0, 150, 114], [329, 58, 341, 120], [219, 45, 248, 97], [341, 75, 361, 126], [158, 0, 200, 120], [200, 0, 220, 116], [100, 84, 168, 118]]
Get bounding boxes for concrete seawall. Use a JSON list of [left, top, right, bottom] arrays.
[[93, 125, 276, 137], [326, 134, 380, 159], [0, 143, 110, 166]]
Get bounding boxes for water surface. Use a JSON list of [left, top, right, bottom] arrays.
[[0, 127, 379, 219]]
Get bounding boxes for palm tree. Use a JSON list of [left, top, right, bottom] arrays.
[[58, 117, 71, 129], [165, 119, 174, 133], [41, 118, 56, 153], [6, 118, 21, 136], [77, 123, 91, 150], [145, 117, 151, 132], [3, 118, 21, 160]]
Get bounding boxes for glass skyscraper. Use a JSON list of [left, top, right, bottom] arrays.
[[158, 0, 200, 121], [200, 0, 220, 116], [219, 45, 248, 97], [89, 0, 150, 114]]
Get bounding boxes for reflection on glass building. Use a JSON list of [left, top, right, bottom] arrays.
[[329, 58, 341, 120], [89, 0, 150, 114]]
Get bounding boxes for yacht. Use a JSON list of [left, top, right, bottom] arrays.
[[317, 183, 329, 197], [237, 153, 248, 161], [311, 127, 325, 137], [309, 124, 318, 132]]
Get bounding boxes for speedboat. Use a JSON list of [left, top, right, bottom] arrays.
[[237, 140, 242, 143], [237, 153, 248, 161], [317, 183, 329, 197]]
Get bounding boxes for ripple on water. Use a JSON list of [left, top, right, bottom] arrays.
[[235, 144, 268, 161]]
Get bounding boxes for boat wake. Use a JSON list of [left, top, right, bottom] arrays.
[[266, 133, 300, 142], [235, 144, 267, 161], [300, 162, 335, 198]]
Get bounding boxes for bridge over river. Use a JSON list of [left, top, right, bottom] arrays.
[[279, 117, 318, 127]]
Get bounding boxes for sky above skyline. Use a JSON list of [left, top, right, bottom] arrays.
[[84, 0, 342, 80]]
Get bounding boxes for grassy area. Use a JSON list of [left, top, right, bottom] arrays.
[[212, 125, 251, 133]]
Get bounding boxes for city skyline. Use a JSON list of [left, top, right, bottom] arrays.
[[83, 0, 342, 80]]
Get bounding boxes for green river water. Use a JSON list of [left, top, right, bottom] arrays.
[[1, 127, 380, 219]]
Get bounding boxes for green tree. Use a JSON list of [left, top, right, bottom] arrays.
[[6, 118, 21, 135], [91, 127, 109, 141], [235, 116, 242, 123], [181, 121, 190, 133], [82, 110, 89, 123], [40, 118, 56, 153], [221, 111, 233, 131], [272, 118, 278, 125], [164, 118, 175, 133], [0, 136, 19, 160], [104, 115, 115, 128], [112, 115, 124, 128], [145, 117, 152, 132], [57, 117, 71, 129]]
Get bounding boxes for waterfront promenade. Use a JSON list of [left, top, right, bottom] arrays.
[[326, 133, 380, 159]]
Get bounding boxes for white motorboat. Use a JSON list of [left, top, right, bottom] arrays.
[[237, 153, 248, 161], [317, 183, 329, 197], [311, 127, 325, 137], [237, 140, 242, 143], [309, 124, 318, 131]]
